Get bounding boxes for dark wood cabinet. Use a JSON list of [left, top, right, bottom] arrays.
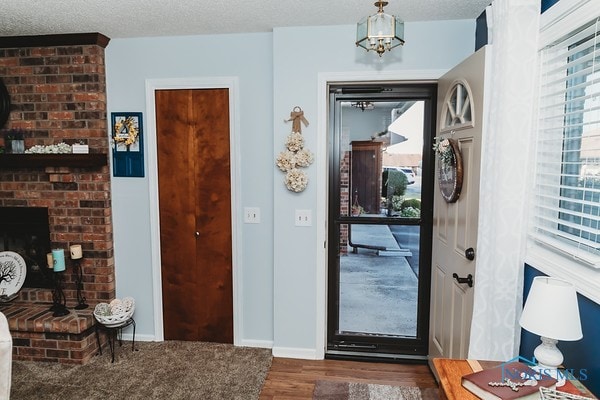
[[351, 141, 382, 215]]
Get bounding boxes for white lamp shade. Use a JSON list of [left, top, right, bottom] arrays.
[[519, 277, 583, 341]]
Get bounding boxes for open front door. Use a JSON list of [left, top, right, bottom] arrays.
[[429, 46, 488, 359]]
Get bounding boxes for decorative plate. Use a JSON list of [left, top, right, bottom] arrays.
[[0, 251, 27, 300]]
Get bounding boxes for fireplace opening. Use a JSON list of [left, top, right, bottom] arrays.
[[0, 207, 53, 289]]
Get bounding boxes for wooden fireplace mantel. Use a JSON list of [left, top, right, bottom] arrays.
[[0, 153, 108, 168]]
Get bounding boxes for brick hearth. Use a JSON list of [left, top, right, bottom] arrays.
[[1, 292, 97, 363], [0, 33, 113, 364]]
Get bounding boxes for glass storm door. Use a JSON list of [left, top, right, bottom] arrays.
[[326, 83, 436, 360]]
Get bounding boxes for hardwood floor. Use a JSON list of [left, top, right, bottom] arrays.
[[259, 357, 439, 399]]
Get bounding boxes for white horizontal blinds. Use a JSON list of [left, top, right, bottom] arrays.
[[533, 17, 600, 266]]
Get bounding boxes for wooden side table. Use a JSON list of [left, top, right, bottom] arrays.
[[432, 358, 596, 400]]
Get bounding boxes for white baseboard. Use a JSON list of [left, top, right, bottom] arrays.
[[117, 334, 274, 349], [120, 332, 155, 342], [272, 346, 322, 360], [239, 339, 273, 349]]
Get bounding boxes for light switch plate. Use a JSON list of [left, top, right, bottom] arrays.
[[295, 209, 312, 227]]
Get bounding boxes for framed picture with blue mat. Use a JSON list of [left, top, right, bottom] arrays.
[[111, 112, 144, 177]]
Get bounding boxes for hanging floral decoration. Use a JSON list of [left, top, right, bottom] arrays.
[[433, 136, 464, 203], [276, 106, 313, 193], [433, 137, 454, 166]]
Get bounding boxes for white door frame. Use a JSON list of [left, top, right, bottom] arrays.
[[315, 70, 447, 358], [145, 77, 242, 344]]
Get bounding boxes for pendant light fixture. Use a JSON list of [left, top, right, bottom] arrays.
[[356, 1, 405, 57], [351, 101, 375, 111]]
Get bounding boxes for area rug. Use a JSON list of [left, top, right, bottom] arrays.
[[10, 341, 272, 400], [312, 380, 439, 400]]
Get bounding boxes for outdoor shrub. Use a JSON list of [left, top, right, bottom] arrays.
[[401, 206, 421, 218], [391, 195, 404, 211], [401, 198, 421, 211], [384, 169, 408, 197]]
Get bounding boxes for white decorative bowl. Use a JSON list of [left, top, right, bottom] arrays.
[[94, 297, 135, 327]]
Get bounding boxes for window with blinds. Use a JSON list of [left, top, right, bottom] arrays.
[[532, 17, 600, 267]]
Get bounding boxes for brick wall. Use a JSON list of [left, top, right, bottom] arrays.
[[0, 33, 113, 364], [340, 150, 350, 254]]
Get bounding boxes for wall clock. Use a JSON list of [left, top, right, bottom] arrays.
[[437, 138, 463, 203], [0, 78, 10, 129]]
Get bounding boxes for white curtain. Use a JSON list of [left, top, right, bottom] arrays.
[[468, 0, 540, 360]]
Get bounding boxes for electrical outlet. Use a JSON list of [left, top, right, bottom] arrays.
[[244, 207, 260, 223], [295, 209, 312, 227]]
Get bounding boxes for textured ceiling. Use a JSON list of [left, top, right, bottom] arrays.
[[0, 0, 490, 39]]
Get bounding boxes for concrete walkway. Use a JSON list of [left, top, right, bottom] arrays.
[[339, 224, 418, 337], [349, 224, 412, 257]]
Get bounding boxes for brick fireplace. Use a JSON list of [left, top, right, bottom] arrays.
[[0, 33, 114, 364]]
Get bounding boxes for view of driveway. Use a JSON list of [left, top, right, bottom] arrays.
[[339, 224, 419, 337]]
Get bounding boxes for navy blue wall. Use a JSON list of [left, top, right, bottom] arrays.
[[475, 10, 488, 51], [542, 0, 560, 12], [520, 265, 600, 395]]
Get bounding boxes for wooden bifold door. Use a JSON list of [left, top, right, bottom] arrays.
[[155, 88, 233, 343]]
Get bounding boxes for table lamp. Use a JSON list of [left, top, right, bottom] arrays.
[[519, 276, 582, 385]]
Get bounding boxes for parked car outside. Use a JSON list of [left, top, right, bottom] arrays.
[[383, 166, 415, 185], [400, 167, 416, 184]]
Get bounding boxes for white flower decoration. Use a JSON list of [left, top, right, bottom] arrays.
[[285, 168, 308, 193], [285, 132, 304, 152], [277, 110, 313, 193], [295, 148, 314, 167], [276, 150, 296, 172]]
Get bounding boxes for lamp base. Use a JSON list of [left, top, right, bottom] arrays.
[[533, 336, 566, 387], [530, 365, 567, 387]]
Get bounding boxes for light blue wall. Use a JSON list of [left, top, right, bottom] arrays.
[[106, 32, 274, 343], [106, 20, 476, 351], [272, 21, 475, 353]]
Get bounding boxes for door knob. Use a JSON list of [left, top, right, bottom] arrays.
[[195, 231, 200, 238], [465, 247, 475, 261], [453, 273, 473, 287]]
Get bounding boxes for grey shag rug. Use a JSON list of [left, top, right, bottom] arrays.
[[11, 341, 272, 400], [313, 380, 439, 400]]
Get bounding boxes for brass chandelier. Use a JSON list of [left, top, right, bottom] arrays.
[[356, 1, 405, 57]]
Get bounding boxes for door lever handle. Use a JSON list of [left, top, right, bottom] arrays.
[[453, 273, 473, 287]]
